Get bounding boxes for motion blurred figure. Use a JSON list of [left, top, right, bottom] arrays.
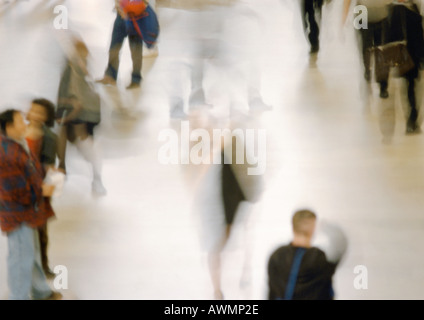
[[56, 37, 107, 196], [0, 109, 61, 300], [217, 0, 273, 114], [190, 111, 263, 299], [160, 0, 270, 119], [97, 0, 159, 89], [301, 0, 325, 54], [267, 209, 340, 300], [387, 0, 424, 134], [343, 0, 392, 98], [25, 98, 59, 278]]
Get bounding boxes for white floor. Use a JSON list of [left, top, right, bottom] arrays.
[[1, 0, 424, 300]]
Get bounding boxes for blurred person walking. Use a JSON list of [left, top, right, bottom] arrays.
[[190, 113, 263, 299], [0, 109, 61, 300], [25, 98, 59, 279], [343, 0, 392, 98], [160, 0, 270, 119], [386, 0, 424, 134], [267, 209, 339, 300], [97, 0, 159, 89], [301, 0, 325, 54], [56, 38, 107, 196], [161, 0, 223, 119]]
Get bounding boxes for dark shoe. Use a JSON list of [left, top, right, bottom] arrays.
[[380, 89, 389, 99], [126, 82, 141, 90], [44, 267, 56, 279], [406, 122, 421, 134]]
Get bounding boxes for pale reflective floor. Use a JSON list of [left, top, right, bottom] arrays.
[[1, 0, 424, 300]]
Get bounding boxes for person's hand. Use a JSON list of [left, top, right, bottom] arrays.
[[42, 184, 56, 197], [57, 116, 71, 125]]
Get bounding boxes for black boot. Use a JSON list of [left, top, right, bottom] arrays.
[[379, 81, 389, 99], [406, 119, 421, 134]]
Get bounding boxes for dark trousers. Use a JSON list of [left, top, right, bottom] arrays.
[[301, 0, 323, 52], [38, 224, 49, 272], [360, 19, 389, 91], [105, 14, 143, 84], [404, 72, 419, 125]]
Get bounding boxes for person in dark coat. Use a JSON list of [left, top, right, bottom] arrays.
[[387, 0, 424, 134], [343, 0, 392, 98], [267, 209, 337, 300]]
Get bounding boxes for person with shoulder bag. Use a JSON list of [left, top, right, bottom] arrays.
[[97, 0, 159, 89], [267, 210, 339, 300], [57, 37, 107, 196], [343, 0, 393, 98], [386, 0, 424, 134]]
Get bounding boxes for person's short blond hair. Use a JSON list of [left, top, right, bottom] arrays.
[[292, 209, 317, 235]]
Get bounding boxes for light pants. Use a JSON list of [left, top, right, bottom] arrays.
[[7, 223, 52, 300], [75, 136, 103, 183]]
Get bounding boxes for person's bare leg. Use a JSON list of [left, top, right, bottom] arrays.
[[74, 124, 106, 195], [207, 225, 231, 300]]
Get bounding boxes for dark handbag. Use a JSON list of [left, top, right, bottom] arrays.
[[374, 6, 415, 80], [375, 41, 415, 78]]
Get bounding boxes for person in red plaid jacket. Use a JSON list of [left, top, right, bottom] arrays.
[[0, 109, 61, 300]]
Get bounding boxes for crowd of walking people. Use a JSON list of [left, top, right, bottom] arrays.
[[0, 0, 423, 300]]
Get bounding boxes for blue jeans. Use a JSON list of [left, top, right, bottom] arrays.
[[7, 224, 53, 300], [105, 13, 143, 84]]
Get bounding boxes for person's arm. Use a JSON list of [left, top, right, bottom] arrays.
[[61, 98, 82, 124], [115, 0, 128, 18], [56, 96, 82, 125]]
